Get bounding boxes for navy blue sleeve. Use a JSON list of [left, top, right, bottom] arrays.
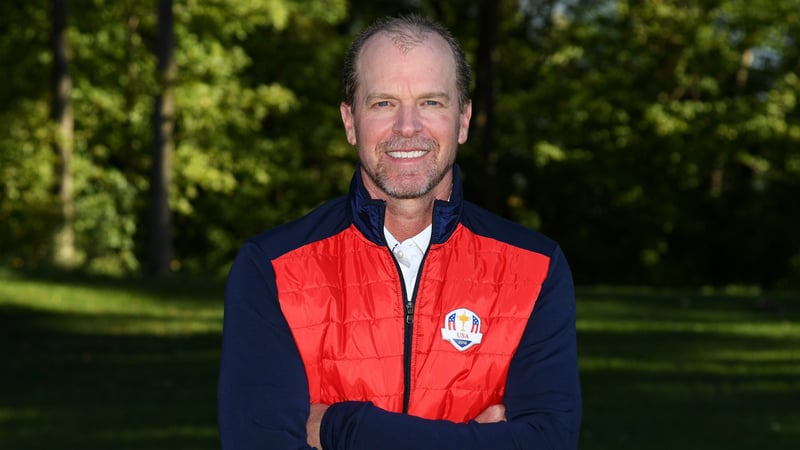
[[218, 241, 315, 449], [320, 245, 581, 450]]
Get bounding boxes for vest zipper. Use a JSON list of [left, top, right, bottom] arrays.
[[385, 206, 437, 413], [402, 299, 414, 413], [387, 246, 415, 414], [400, 247, 429, 414]]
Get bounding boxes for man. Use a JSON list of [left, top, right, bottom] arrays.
[[218, 14, 581, 450]]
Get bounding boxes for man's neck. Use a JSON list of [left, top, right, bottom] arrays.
[[362, 170, 453, 242], [383, 199, 435, 242]]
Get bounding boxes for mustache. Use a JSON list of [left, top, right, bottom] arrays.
[[378, 137, 438, 151]]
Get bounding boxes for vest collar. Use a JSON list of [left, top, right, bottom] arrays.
[[349, 163, 464, 246]]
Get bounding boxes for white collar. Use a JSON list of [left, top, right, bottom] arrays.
[[384, 224, 432, 253]]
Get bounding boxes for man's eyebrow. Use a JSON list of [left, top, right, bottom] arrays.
[[419, 92, 451, 101], [364, 93, 396, 103], [364, 92, 451, 102]]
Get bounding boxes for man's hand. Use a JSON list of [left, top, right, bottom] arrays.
[[473, 404, 506, 423], [307, 403, 329, 449]]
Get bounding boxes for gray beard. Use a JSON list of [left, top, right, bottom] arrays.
[[368, 164, 446, 199]]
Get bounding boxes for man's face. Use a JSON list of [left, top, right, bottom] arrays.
[[340, 31, 471, 200]]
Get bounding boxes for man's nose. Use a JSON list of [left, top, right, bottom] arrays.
[[393, 105, 423, 136]]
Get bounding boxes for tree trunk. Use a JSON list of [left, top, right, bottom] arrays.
[[51, 0, 76, 268], [473, 0, 499, 212], [148, 0, 175, 275]]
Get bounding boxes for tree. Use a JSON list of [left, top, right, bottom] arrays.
[[471, 0, 500, 211], [50, 0, 77, 268], [147, 0, 175, 275]]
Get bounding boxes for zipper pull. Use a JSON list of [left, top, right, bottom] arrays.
[[405, 301, 414, 324]]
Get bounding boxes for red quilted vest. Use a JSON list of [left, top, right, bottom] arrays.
[[273, 223, 549, 422]]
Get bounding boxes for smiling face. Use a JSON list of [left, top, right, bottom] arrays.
[[340, 30, 472, 201]]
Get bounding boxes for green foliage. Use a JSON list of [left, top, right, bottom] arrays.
[[463, 0, 800, 287], [0, 0, 798, 286], [0, 0, 352, 275], [0, 3, 55, 267], [168, 0, 352, 272]]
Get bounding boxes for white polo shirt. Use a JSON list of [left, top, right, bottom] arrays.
[[384, 224, 432, 297]]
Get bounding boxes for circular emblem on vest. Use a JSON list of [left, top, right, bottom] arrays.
[[440, 308, 484, 351]]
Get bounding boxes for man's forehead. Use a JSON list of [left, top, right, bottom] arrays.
[[360, 30, 449, 60], [351, 31, 457, 103]]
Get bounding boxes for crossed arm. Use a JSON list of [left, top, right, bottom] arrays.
[[306, 403, 507, 448]]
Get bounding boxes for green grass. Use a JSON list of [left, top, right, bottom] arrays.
[[577, 287, 800, 449], [0, 270, 224, 450], [1, 270, 798, 449]]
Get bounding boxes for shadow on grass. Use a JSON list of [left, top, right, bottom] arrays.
[[577, 289, 800, 450], [0, 280, 224, 450]]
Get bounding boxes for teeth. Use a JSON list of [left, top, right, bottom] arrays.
[[387, 150, 427, 159]]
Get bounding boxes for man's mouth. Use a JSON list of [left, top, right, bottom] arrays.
[[387, 150, 428, 159]]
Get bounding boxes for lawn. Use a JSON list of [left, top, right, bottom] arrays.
[[0, 270, 223, 449], [1, 269, 798, 449], [577, 287, 799, 449]]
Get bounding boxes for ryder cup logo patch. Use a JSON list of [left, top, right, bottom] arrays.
[[440, 308, 483, 351]]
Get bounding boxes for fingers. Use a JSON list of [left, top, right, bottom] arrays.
[[473, 404, 506, 423], [307, 403, 329, 449]]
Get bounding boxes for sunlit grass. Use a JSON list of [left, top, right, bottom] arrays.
[[577, 319, 797, 339], [0, 273, 223, 336]]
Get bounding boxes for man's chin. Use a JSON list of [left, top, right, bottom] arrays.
[[381, 179, 432, 200]]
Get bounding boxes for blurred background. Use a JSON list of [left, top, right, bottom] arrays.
[[1, 0, 798, 449], [2, 0, 799, 288]]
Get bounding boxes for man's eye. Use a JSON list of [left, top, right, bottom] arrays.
[[374, 101, 392, 107], [423, 100, 442, 106]]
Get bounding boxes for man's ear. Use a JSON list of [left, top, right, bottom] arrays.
[[340, 102, 357, 145], [458, 100, 472, 144]]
